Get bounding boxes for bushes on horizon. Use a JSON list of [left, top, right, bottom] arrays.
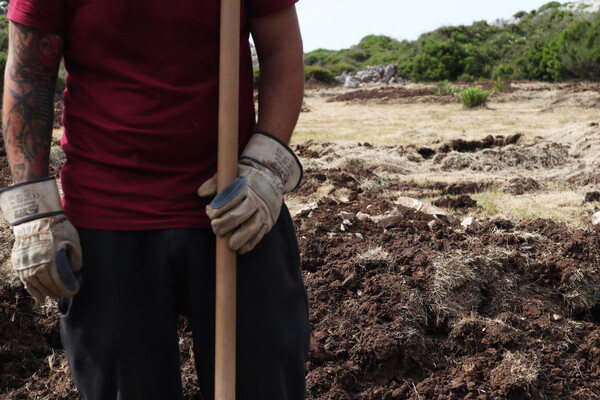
[[328, 62, 356, 77], [301, 5, 600, 84], [460, 87, 489, 108], [560, 18, 600, 80], [403, 39, 466, 81], [520, 38, 564, 81], [538, 1, 562, 13], [492, 64, 516, 80], [305, 66, 334, 84], [520, 13, 600, 81]]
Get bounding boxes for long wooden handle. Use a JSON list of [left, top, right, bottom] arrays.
[[215, 0, 240, 398]]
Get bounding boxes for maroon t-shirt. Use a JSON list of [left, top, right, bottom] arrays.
[[8, 0, 297, 229]]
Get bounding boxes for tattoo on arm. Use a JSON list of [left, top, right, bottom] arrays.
[[2, 22, 63, 183]]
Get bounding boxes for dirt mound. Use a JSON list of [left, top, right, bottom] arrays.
[[298, 195, 600, 399], [325, 81, 600, 108], [585, 191, 600, 202], [327, 86, 459, 105], [438, 134, 523, 153], [547, 83, 600, 110], [502, 177, 542, 195], [433, 194, 477, 210]]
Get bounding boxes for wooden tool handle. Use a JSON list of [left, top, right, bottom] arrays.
[[215, 0, 240, 398]]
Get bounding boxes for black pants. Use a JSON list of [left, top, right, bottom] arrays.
[[59, 206, 310, 400]]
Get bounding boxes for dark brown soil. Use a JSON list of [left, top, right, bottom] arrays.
[[4, 158, 600, 399], [585, 191, 600, 203], [327, 86, 459, 105], [297, 196, 600, 400], [433, 194, 477, 210], [438, 134, 524, 153]]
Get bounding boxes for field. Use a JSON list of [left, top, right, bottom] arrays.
[[2, 81, 600, 399]]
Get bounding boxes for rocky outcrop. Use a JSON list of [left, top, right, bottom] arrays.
[[334, 64, 404, 87], [491, 0, 600, 27]]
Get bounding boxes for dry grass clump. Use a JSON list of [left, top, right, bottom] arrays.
[[356, 246, 394, 271], [436, 143, 570, 173], [489, 351, 541, 396], [562, 267, 600, 313], [428, 248, 521, 326]]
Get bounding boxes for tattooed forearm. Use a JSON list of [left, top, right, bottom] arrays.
[[2, 22, 63, 183]]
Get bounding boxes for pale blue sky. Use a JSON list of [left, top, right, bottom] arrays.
[[296, 0, 552, 52]]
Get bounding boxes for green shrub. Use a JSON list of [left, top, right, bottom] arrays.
[[559, 18, 600, 80], [539, 1, 562, 13], [328, 63, 356, 77], [457, 73, 476, 82], [55, 75, 66, 98], [0, 51, 6, 73], [434, 80, 460, 96], [492, 64, 515, 80], [460, 87, 489, 108], [513, 11, 528, 19], [492, 78, 508, 93], [305, 66, 334, 84], [520, 37, 564, 81], [253, 68, 260, 89]]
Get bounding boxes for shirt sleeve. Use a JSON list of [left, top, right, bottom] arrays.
[[7, 0, 67, 34], [246, 0, 299, 18]]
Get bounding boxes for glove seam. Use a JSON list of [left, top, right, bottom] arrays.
[[0, 176, 56, 194], [10, 211, 65, 227]]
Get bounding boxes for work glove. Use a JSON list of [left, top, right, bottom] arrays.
[[198, 132, 302, 254], [0, 177, 82, 302]]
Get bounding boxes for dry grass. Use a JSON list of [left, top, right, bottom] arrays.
[[289, 83, 600, 227], [356, 246, 394, 270], [295, 85, 599, 147], [428, 248, 520, 326], [491, 350, 541, 389]]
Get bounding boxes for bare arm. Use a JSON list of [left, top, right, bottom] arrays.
[[249, 5, 304, 144], [2, 22, 63, 183]]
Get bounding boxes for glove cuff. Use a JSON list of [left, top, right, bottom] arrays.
[[240, 131, 303, 193], [0, 177, 64, 226]]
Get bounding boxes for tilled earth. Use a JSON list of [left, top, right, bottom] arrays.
[[3, 84, 600, 399]]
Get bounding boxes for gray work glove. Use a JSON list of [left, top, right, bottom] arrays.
[[198, 132, 302, 254], [0, 177, 82, 302]]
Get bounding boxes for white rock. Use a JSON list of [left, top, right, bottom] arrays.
[[396, 196, 458, 224], [396, 196, 424, 211], [592, 211, 600, 226], [428, 220, 440, 230], [461, 217, 482, 229], [356, 212, 371, 221], [344, 76, 360, 88], [340, 211, 354, 221]]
